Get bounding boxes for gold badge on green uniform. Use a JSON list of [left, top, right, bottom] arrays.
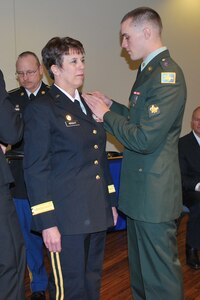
[[161, 72, 176, 84], [148, 104, 160, 118]]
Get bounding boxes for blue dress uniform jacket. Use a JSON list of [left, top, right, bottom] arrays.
[[0, 75, 24, 185], [7, 83, 50, 293], [0, 69, 26, 300], [104, 50, 187, 223], [23, 84, 116, 235], [8, 82, 50, 198]]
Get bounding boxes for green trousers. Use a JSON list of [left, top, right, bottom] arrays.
[[127, 218, 184, 300]]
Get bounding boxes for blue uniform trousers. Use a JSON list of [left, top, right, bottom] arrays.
[[0, 187, 26, 300], [48, 231, 106, 300], [14, 198, 48, 292]]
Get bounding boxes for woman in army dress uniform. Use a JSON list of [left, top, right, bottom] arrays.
[[23, 36, 118, 300]]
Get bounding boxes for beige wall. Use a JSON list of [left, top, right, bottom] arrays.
[[1, 0, 199, 150]]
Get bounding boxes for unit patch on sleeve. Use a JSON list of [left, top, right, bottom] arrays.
[[161, 72, 176, 84]]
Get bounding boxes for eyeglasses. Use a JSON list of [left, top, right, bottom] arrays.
[[15, 67, 39, 78], [193, 118, 200, 123]]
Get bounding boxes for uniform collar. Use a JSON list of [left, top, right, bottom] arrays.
[[25, 82, 42, 98], [193, 130, 200, 146], [53, 84, 87, 115], [141, 47, 167, 71], [54, 84, 80, 102]]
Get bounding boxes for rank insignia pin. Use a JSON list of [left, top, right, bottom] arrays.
[[15, 104, 20, 111], [148, 104, 160, 117]]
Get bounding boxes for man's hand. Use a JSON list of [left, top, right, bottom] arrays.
[[91, 91, 113, 108], [42, 226, 61, 252], [82, 92, 112, 120]]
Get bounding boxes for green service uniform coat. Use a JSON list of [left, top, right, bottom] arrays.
[[104, 50, 187, 223], [103, 49, 187, 300]]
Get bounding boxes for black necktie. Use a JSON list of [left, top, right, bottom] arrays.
[[29, 93, 36, 100], [74, 99, 84, 113], [136, 65, 141, 79], [74, 99, 80, 107]]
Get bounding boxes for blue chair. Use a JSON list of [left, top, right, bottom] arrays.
[[176, 205, 190, 230], [107, 152, 127, 231], [183, 205, 190, 213]]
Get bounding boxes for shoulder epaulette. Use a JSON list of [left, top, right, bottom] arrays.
[[159, 58, 171, 70], [9, 87, 21, 94]]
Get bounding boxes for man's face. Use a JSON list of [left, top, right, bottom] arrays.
[[16, 55, 43, 93], [120, 18, 148, 61], [191, 109, 200, 137]]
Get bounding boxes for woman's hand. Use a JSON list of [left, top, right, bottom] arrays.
[[42, 226, 61, 252], [112, 207, 118, 226]]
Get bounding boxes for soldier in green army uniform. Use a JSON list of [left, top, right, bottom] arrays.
[[83, 7, 187, 300], [7, 51, 49, 300]]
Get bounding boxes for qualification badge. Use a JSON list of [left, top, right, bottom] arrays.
[[65, 114, 80, 127], [148, 104, 160, 118], [161, 72, 176, 84]]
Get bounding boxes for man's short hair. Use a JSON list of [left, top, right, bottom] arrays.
[[121, 7, 163, 34]]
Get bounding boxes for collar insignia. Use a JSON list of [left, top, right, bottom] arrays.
[[15, 104, 20, 111]]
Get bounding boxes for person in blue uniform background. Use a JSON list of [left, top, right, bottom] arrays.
[[7, 51, 49, 300]]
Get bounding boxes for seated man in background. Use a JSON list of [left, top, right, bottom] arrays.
[[7, 51, 49, 300], [178, 106, 200, 269]]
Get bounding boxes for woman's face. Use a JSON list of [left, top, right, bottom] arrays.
[[53, 49, 85, 95]]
